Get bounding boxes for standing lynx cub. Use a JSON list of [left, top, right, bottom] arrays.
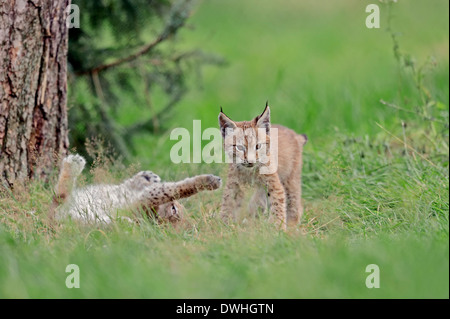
[[51, 154, 222, 224], [219, 103, 307, 230]]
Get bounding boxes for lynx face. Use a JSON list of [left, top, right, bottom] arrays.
[[218, 102, 307, 231], [157, 201, 184, 223], [219, 105, 272, 169]]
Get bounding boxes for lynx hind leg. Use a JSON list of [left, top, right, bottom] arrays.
[[285, 151, 305, 227], [55, 154, 86, 200], [63, 154, 86, 177], [285, 180, 302, 226], [264, 174, 287, 231]]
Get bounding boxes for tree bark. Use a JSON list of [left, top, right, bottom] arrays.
[[0, 0, 70, 188]]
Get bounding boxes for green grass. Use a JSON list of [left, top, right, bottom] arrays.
[[0, 222, 447, 298], [0, 0, 449, 298]]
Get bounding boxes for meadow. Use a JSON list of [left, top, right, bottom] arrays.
[[0, 0, 448, 298]]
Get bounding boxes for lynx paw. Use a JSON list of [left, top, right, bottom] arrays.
[[63, 154, 86, 176], [199, 174, 222, 190]]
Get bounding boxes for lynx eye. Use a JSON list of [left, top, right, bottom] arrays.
[[235, 145, 246, 152], [256, 143, 264, 150]]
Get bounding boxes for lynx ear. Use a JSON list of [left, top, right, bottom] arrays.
[[254, 104, 270, 134], [219, 108, 237, 138]]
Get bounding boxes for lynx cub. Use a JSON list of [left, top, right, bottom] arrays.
[[219, 102, 307, 230], [51, 154, 222, 224]]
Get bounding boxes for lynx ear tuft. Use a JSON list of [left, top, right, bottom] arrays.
[[255, 105, 271, 134], [218, 111, 236, 138], [266, 100, 269, 108]]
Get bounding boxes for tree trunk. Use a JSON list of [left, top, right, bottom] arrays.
[[0, 0, 70, 188]]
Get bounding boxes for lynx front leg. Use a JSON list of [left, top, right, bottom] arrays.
[[248, 187, 269, 218], [220, 177, 245, 223], [140, 174, 222, 207], [264, 173, 287, 231]]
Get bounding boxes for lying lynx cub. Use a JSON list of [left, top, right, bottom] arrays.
[[51, 154, 222, 224], [219, 102, 307, 230]]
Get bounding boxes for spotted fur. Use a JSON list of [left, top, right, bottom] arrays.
[[51, 154, 221, 224], [219, 103, 307, 230]]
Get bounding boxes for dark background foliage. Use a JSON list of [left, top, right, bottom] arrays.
[[68, 0, 224, 160]]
